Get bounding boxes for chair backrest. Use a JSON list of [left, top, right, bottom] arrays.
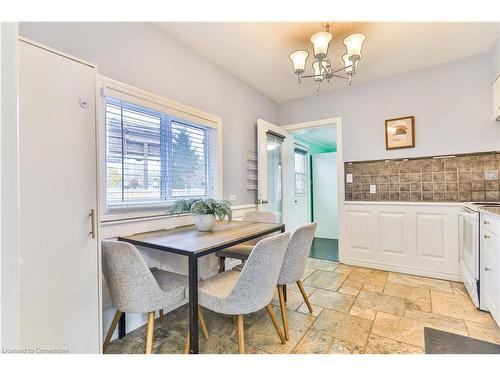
[[243, 210, 276, 223], [101, 240, 164, 314], [225, 232, 290, 314], [277, 222, 317, 285]]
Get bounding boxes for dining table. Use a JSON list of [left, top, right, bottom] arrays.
[[117, 220, 285, 353]]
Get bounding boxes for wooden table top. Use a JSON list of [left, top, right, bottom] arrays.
[[118, 221, 285, 256]]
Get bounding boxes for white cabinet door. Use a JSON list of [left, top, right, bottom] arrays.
[[482, 229, 500, 323], [18, 40, 100, 353]]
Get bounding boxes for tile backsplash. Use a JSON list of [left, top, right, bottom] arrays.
[[345, 151, 500, 202]]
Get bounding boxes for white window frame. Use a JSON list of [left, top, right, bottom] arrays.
[[98, 76, 223, 222], [294, 145, 309, 196]]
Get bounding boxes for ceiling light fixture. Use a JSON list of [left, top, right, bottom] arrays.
[[289, 22, 366, 93]]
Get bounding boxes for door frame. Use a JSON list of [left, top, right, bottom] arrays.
[[282, 117, 344, 261]]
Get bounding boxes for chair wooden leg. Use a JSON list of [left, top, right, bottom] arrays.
[[267, 303, 286, 344], [145, 311, 155, 354], [184, 332, 190, 354], [219, 256, 226, 273], [103, 310, 122, 353], [159, 309, 164, 322], [297, 280, 313, 314], [198, 307, 209, 339], [236, 315, 245, 354], [277, 285, 289, 341]]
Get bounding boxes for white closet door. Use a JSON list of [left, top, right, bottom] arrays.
[[18, 40, 99, 353]]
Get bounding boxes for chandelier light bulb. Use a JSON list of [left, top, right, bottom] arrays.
[[342, 53, 359, 74], [310, 31, 332, 60], [289, 50, 309, 74], [343, 33, 365, 59]]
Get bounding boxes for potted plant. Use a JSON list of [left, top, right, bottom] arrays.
[[168, 198, 232, 232]]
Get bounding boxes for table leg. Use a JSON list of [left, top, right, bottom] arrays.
[[118, 312, 126, 338], [188, 255, 199, 354]]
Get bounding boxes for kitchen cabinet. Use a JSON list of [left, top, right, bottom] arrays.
[[342, 202, 460, 281], [480, 211, 500, 325], [494, 76, 500, 121]]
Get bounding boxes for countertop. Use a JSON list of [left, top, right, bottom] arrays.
[[480, 206, 500, 216]]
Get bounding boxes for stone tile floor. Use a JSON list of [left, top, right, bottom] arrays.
[[106, 258, 500, 354]]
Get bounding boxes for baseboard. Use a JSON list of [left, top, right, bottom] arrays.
[[342, 258, 463, 282]]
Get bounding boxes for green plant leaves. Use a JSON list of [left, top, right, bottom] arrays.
[[168, 198, 232, 222]]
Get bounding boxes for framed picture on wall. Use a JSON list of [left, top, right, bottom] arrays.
[[385, 116, 415, 150]]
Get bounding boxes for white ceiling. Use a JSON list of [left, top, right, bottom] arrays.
[[292, 126, 337, 150], [156, 22, 498, 103]]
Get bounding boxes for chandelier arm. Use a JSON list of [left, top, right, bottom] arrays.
[[331, 64, 353, 74], [300, 74, 325, 79]]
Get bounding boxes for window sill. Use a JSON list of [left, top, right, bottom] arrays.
[[100, 210, 191, 226]]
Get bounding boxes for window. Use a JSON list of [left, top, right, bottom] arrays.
[[294, 148, 308, 195], [105, 96, 218, 209]]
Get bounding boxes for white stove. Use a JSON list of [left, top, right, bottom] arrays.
[[460, 202, 500, 310]]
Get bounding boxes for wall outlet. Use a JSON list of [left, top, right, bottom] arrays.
[[485, 170, 499, 181], [229, 194, 237, 202], [346, 173, 353, 183], [370, 184, 377, 194]]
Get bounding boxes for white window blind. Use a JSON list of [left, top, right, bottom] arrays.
[[105, 96, 218, 209]]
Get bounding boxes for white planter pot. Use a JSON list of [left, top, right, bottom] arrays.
[[193, 214, 216, 232]]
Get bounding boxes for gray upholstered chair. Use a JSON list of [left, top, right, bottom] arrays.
[[215, 211, 276, 272], [276, 223, 317, 340], [101, 240, 208, 354], [186, 232, 290, 354]]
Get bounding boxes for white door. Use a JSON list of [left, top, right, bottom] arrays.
[[257, 119, 294, 229], [18, 40, 100, 353], [312, 152, 339, 239]]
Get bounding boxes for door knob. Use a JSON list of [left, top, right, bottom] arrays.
[[262, 199, 269, 204], [484, 220, 490, 225], [484, 234, 490, 239], [485, 267, 491, 272]]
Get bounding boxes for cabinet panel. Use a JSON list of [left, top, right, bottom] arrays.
[[346, 210, 371, 252], [416, 213, 446, 260], [380, 212, 406, 256]]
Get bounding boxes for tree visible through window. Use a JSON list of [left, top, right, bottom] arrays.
[[294, 149, 308, 195], [105, 97, 215, 208]]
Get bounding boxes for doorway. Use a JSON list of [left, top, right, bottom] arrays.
[[290, 125, 339, 262], [256, 118, 343, 262]]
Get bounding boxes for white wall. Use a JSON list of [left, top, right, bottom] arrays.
[[19, 22, 278, 206], [1, 22, 19, 349], [312, 152, 338, 239], [279, 53, 499, 161]]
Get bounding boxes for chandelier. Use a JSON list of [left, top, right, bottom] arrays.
[[289, 23, 366, 93]]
